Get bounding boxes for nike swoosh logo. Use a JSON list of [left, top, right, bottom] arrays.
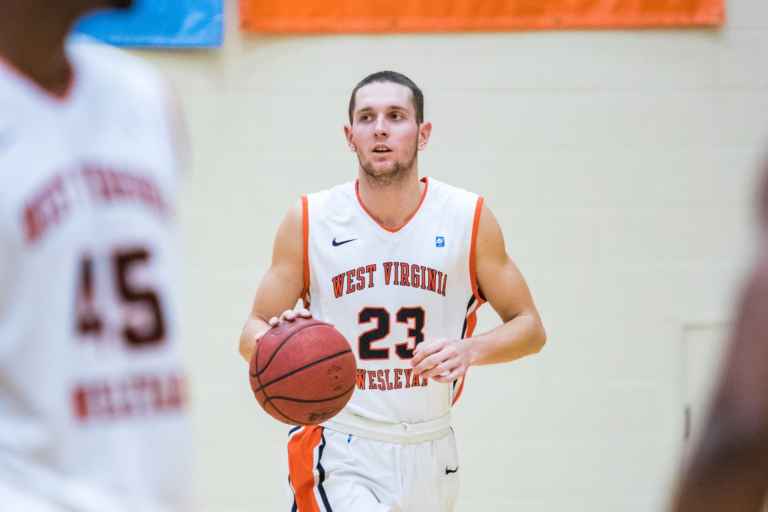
[[445, 466, 459, 475], [332, 238, 357, 247]]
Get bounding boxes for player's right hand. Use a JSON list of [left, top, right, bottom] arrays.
[[241, 308, 312, 363], [268, 307, 311, 326]]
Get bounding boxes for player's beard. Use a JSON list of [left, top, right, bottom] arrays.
[[358, 140, 419, 187]]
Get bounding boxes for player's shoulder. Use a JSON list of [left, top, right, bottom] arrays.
[[426, 177, 481, 206], [302, 181, 356, 226], [305, 180, 355, 205], [67, 36, 168, 105]]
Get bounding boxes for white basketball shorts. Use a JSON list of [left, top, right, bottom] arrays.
[[286, 426, 459, 512]]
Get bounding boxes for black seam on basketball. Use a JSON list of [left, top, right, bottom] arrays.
[[251, 322, 329, 378], [252, 338, 284, 421], [252, 340, 267, 399], [268, 398, 309, 425], [253, 336, 293, 424], [266, 384, 356, 404], [253, 349, 352, 393]]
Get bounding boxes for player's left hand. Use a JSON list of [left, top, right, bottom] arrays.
[[411, 339, 472, 383], [268, 307, 311, 327]]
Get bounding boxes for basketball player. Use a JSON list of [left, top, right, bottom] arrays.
[[0, 2, 192, 511], [671, 170, 768, 511], [239, 71, 547, 511]]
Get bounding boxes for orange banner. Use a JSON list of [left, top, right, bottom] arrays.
[[240, 0, 724, 33]]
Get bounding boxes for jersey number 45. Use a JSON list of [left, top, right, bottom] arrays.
[[75, 246, 165, 349]]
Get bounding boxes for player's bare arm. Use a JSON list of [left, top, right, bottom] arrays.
[[411, 203, 546, 382], [238, 201, 310, 363], [671, 248, 768, 511]]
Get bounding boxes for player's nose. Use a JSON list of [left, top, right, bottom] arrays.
[[374, 115, 388, 136]]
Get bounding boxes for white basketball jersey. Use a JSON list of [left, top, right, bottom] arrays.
[[304, 177, 485, 436], [0, 38, 191, 511]]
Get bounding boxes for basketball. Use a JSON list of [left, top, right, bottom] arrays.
[[249, 318, 357, 426]]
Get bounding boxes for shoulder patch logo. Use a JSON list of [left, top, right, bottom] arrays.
[[435, 236, 445, 248]]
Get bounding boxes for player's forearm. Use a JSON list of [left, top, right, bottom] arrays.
[[466, 312, 545, 366], [238, 315, 271, 363]]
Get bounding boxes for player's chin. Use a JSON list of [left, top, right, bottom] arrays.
[[365, 162, 396, 176]]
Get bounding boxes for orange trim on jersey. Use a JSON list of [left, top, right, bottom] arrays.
[[0, 54, 77, 103], [288, 426, 323, 512], [456, 200, 485, 407], [452, 308, 478, 405], [469, 196, 485, 302], [301, 195, 310, 306], [452, 376, 467, 405], [355, 177, 429, 233]]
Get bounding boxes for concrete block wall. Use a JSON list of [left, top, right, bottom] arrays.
[[137, 0, 768, 508]]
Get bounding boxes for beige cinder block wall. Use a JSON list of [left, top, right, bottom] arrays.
[[137, 0, 768, 509]]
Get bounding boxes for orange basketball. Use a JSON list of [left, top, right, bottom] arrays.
[[249, 318, 357, 425]]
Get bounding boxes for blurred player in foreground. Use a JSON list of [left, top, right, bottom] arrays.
[[0, 1, 192, 510], [671, 170, 768, 511]]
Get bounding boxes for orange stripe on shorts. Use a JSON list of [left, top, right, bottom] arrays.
[[288, 426, 323, 512]]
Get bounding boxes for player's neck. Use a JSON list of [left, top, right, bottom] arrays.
[[357, 169, 426, 230], [0, 6, 79, 98]]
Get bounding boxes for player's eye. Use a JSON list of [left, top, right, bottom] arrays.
[[358, 114, 372, 122], [389, 112, 403, 120]]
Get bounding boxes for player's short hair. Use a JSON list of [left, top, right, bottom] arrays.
[[348, 71, 424, 125]]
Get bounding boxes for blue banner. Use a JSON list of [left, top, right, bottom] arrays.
[[76, 0, 223, 48]]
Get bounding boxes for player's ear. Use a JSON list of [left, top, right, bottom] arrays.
[[418, 122, 432, 151], [344, 125, 356, 152]]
